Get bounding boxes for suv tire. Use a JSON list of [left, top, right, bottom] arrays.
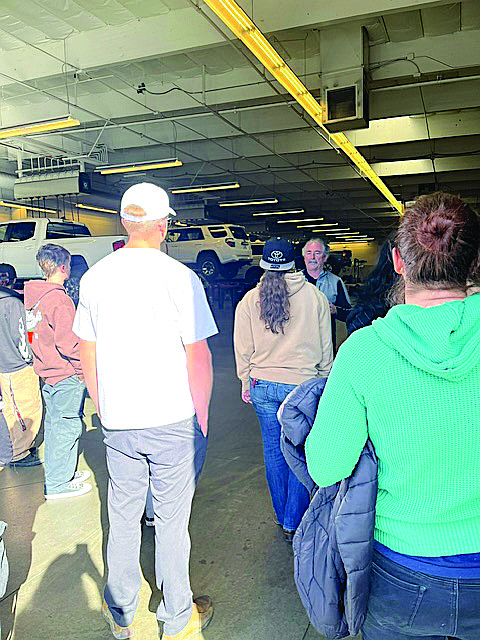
[[197, 252, 220, 280], [245, 266, 263, 284], [220, 263, 240, 279]]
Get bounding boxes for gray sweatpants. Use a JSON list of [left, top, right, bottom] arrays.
[[103, 416, 207, 635]]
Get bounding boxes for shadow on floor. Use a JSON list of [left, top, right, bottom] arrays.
[[81, 413, 109, 578], [11, 543, 108, 640]]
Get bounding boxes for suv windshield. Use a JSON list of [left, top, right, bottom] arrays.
[[230, 226, 247, 240]]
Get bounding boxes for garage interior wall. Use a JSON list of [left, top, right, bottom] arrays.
[[330, 241, 380, 272]]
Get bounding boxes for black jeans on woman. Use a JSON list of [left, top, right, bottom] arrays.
[[362, 550, 480, 640]]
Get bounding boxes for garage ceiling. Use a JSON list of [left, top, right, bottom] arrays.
[[0, 0, 479, 242]]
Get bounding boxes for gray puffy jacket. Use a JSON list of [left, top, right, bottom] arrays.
[[278, 377, 378, 639]]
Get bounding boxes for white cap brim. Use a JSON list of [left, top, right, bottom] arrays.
[[121, 206, 176, 222], [259, 259, 295, 271]]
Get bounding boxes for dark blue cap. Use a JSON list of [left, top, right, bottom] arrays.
[[260, 237, 295, 271]]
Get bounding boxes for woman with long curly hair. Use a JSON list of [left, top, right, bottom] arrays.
[[234, 237, 333, 542]]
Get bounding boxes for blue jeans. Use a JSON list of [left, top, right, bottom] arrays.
[[42, 375, 86, 495], [250, 379, 310, 532], [362, 550, 480, 640]]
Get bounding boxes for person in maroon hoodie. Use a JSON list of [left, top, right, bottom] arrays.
[[24, 244, 91, 500]]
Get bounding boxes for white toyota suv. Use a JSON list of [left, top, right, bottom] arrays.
[[165, 223, 252, 279]]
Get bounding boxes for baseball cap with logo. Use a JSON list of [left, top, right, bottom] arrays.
[[259, 237, 295, 271], [120, 183, 176, 222]]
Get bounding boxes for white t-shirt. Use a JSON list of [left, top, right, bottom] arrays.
[[73, 248, 218, 429]]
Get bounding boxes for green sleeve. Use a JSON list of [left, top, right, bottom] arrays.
[[305, 340, 368, 487]]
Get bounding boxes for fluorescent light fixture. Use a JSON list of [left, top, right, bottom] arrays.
[[277, 218, 325, 224], [252, 209, 304, 217], [219, 198, 278, 207], [0, 115, 80, 139], [296, 223, 338, 228], [171, 182, 240, 194], [0, 200, 57, 214], [96, 158, 182, 175], [203, 0, 404, 215], [332, 238, 374, 243], [77, 203, 117, 214], [326, 234, 361, 238]]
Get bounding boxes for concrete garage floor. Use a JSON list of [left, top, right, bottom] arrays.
[[0, 307, 356, 640]]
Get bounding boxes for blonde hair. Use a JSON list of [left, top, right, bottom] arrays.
[[258, 271, 290, 334]]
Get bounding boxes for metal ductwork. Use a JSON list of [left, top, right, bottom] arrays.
[[321, 25, 370, 133], [14, 170, 92, 199]]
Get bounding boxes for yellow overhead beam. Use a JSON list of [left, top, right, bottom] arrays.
[[203, 0, 404, 215], [0, 115, 80, 139]]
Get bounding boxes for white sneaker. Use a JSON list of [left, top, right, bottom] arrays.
[[45, 481, 92, 500], [74, 470, 91, 482]]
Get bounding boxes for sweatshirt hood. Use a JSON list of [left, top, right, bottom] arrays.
[[24, 280, 64, 309], [254, 271, 307, 297], [371, 294, 480, 380], [0, 286, 21, 301], [286, 271, 307, 296]]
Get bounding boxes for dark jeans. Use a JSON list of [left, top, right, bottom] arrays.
[[250, 379, 310, 532], [362, 549, 480, 640]]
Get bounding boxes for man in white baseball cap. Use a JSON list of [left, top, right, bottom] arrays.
[[73, 182, 217, 639], [120, 182, 176, 222]]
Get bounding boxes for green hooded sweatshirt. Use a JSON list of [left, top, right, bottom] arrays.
[[305, 294, 480, 556]]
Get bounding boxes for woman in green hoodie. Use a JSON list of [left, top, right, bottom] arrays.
[[305, 192, 480, 640]]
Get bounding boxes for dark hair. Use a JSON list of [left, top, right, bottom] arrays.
[[258, 271, 290, 334], [64, 277, 80, 307], [396, 192, 480, 291], [357, 240, 399, 305], [0, 263, 16, 287], [347, 240, 399, 332], [36, 244, 71, 277]]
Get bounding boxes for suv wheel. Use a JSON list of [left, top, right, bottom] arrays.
[[198, 253, 220, 280], [245, 266, 263, 284], [220, 263, 240, 279]]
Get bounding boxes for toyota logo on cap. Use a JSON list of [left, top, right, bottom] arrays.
[[270, 250, 284, 261]]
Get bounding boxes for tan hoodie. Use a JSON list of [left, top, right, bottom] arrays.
[[24, 281, 83, 386], [234, 272, 333, 392]]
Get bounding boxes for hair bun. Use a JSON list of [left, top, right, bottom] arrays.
[[416, 213, 456, 252]]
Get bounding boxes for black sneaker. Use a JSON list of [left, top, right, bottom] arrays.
[[283, 529, 295, 544], [10, 449, 42, 467]]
